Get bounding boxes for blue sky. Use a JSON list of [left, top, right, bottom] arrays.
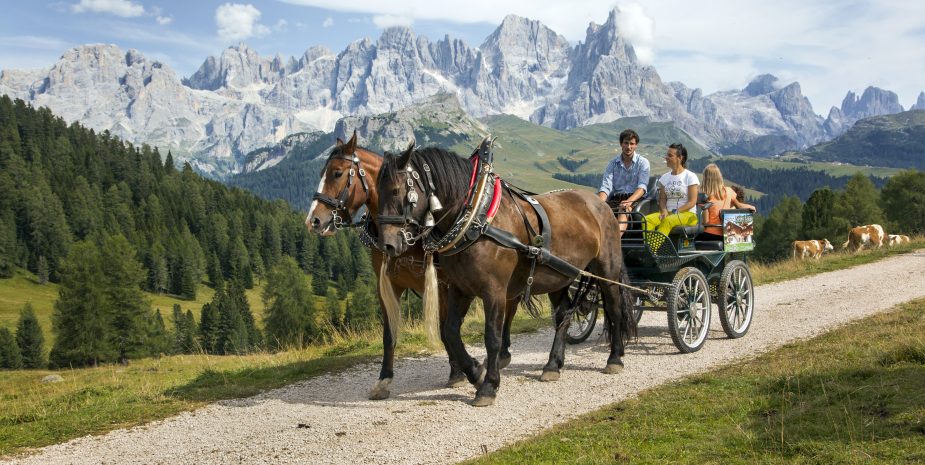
[[1, 0, 923, 113]]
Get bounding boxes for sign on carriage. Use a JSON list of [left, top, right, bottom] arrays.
[[722, 210, 755, 252]]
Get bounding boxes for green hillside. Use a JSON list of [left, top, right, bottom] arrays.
[[800, 110, 925, 170]]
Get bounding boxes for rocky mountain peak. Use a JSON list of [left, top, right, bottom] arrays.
[[185, 43, 285, 91], [909, 91, 925, 110], [744, 74, 780, 96], [825, 86, 905, 137]]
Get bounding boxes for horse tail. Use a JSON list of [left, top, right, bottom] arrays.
[[522, 294, 543, 318], [378, 259, 401, 346], [601, 265, 637, 344], [422, 253, 442, 349]]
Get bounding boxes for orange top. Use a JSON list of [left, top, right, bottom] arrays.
[[704, 186, 736, 236]]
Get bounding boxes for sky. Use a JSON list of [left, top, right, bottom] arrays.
[[1, 0, 923, 114]]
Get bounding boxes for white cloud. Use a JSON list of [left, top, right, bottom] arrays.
[[322, 17, 334, 28], [275, 19, 289, 32], [71, 0, 145, 17], [215, 3, 270, 42], [614, 4, 654, 65], [373, 15, 413, 29], [156, 16, 173, 25]]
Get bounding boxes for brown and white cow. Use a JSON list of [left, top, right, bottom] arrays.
[[888, 234, 911, 246], [844, 224, 886, 252], [792, 239, 834, 259]]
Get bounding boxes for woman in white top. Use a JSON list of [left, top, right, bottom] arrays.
[[644, 143, 700, 236]]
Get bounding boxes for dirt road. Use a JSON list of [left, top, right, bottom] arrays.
[[7, 251, 925, 465]]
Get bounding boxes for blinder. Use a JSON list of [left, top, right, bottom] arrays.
[[376, 159, 441, 246]]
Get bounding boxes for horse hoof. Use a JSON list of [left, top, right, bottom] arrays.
[[540, 370, 560, 382], [499, 355, 512, 369], [446, 375, 468, 388], [368, 378, 392, 400], [471, 395, 496, 407], [603, 363, 624, 375]]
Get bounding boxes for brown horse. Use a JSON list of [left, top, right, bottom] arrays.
[[304, 133, 521, 400], [376, 143, 636, 406]]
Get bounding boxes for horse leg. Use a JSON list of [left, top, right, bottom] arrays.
[[540, 289, 571, 381], [442, 287, 483, 388], [599, 282, 626, 374], [498, 299, 518, 369], [440, 287, 469, 387], [473, 295, 506, 407], [369, 287, 403, 400]]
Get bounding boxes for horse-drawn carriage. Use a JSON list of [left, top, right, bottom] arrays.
[[566, 194, 755, 353]]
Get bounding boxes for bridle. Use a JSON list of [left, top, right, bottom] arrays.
[[376, 158, 443, 246], [311, 153, 369, 230]]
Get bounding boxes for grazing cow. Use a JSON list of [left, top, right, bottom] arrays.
[[888, 234, 911, 246], [792, 239, 834, 259], [844, 224, 886, 252]]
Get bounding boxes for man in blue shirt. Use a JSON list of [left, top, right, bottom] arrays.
[[597, 129, 651, 235]]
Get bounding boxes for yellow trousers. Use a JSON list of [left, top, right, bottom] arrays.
[[643, 211, 698, 236]]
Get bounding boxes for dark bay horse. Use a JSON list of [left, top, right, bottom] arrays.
[[304, 133, 521, 400], [376, 144, 636, 406]]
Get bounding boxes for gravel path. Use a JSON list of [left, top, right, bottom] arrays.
[[7, 251, 925, 465]]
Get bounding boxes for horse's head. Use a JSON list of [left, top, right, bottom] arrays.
[[376, 141, 432, 257], [305, 131, 375, 236]]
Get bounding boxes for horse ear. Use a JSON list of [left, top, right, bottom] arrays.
[[335, 137, 345, 147], [397, 140, 414, 169], [345, 131, 358, 154]]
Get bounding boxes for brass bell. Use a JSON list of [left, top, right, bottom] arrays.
[[429, 193, 443, 212], [424, 211, 436, 227]]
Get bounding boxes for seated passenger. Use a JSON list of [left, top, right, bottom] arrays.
[[597, 128, 650, 236], [700, 163, 756, 240], [643, 143, 699, 236]]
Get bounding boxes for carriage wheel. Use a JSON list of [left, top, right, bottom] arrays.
[[717, 260, 754, 338], [565, 279, 600, 344], [667, 267, 711, 353]]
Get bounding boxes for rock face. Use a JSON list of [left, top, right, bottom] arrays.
[[910, 92, 925, 111], [823, 87, 906, 137], [2, 9, 921, 176]]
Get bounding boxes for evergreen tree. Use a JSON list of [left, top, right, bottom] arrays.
[[345, 277, 378, 331], [326, 287, 343, 333], [198, 302, 219, 354], [36, 255, 49, 284], [801, 188, 847, 243], [881, 170, 925, 234], [15, 303, 45, 368], [50, 241, 113, 368], [833, 173, 884, 229], [312, 260, 329, 296], [0, 328, 23, 369], [0, 208, 16, 278], [754, 196, 804, 262], [214, 281, 260, 354], [263, 256, 314, 350], [147, 310, 170, 356], [100, 234, 151, 363], [171, 304, 197, 354]]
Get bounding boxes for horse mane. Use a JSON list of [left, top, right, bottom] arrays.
[[382, 146, 471, 211]]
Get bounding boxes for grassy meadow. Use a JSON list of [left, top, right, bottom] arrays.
[[0, 238, 922, 458], [467, 297, 925, 465]]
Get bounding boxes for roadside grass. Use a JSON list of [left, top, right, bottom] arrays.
[[0, 300, 549, 457], [750, 235, 924, 285], [467, 297, 925, 465]]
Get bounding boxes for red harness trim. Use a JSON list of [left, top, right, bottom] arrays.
[[486, 177, 502, 220]]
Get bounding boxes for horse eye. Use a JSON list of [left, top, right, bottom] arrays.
[[333, 171, 344, 179]]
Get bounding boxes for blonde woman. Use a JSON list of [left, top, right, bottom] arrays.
[[700, 163, 756, 238], [644, 144, 699, 235]]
